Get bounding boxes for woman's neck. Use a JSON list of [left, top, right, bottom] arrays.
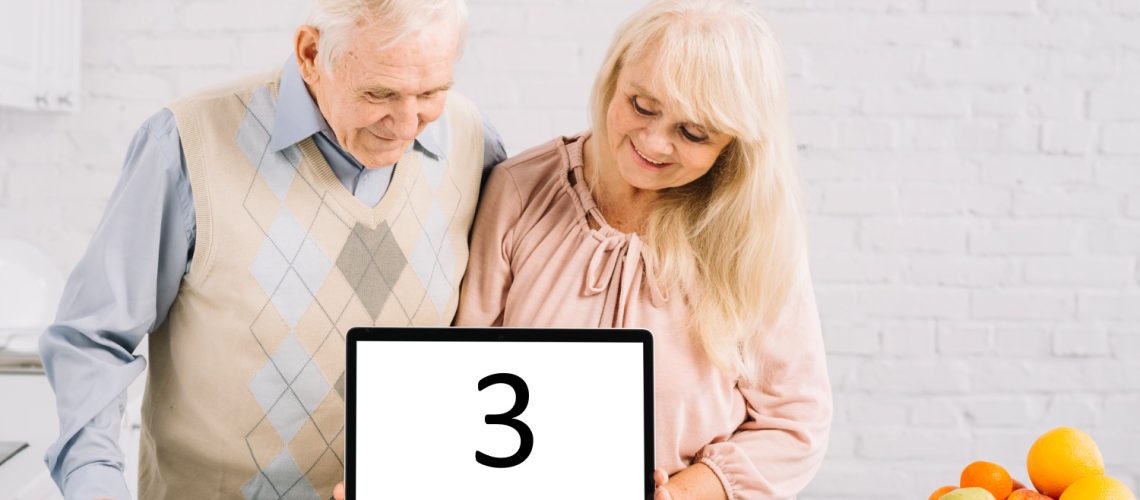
[[583, 134, 657, 234]]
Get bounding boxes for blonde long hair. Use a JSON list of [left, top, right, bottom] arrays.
[[589, 0, 808, 383]]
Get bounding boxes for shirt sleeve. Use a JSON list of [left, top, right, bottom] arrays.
[[479, 112, 509, 174], [454, 165, 523, 327], [693, 276, 833, 499], [38, 108, 195, 499]]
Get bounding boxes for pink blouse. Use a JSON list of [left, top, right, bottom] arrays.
[[456, 133, 832, 499]]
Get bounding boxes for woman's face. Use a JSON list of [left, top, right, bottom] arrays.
[[603, 53, 734, 193]]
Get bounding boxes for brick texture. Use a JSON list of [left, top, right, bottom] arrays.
[[1, 0, 1137, 497]]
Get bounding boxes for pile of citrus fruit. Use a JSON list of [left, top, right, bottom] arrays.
[[929, 427, 1136, 500]]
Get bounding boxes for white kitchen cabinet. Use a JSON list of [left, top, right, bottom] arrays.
[[0, 0, 81, 112]]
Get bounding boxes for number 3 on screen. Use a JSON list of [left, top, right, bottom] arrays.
[[476, 373, 534, 468]]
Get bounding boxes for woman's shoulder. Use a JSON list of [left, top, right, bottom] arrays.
[[489, 133, 585, 196]]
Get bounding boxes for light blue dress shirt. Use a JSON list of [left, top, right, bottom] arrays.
[[38, 56, 507, 499]]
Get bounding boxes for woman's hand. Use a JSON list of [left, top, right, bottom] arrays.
[[654, 468, 674, 500], [332, 482, 345, 500]]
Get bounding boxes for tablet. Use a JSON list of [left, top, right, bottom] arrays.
[[346, 327, 654, 499]]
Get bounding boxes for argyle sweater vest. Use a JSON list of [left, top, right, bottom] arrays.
[[138, 71, 484, 499]]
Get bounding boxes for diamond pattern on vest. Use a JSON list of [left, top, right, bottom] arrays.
[[250, 208, 334, 327], [336, 222, 408, 319], [237, 87, 342, 499], [238, 87, 298, 201], [405, 118, 462, 314], [218, 82, 471, 499], [240, 449, 320, 500]]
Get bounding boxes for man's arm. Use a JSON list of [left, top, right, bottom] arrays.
[[39, 109, 195, 499]]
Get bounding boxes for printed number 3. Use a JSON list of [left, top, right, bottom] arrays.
[[476, 373, 534, 468]]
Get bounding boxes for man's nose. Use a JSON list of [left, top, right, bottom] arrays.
[[384, 98, 419, 141]]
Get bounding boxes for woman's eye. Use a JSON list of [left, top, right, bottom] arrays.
[[680, 126, 709, 143], [630, 95, 656, 116]]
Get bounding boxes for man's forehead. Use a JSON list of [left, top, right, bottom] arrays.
[[348, 17, 460, 63], [337, 26, 458, 94], [342, 56, 455, 95]]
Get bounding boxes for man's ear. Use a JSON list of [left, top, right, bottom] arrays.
[[295, 25, 322, 85]]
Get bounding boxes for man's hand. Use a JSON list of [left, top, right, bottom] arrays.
[[333, 482, 345, 500]]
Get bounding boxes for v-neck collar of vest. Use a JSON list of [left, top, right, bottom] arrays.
[[296, 136, 419, 228]]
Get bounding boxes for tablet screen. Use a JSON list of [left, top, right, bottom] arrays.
[[350, 331, 650, 499]]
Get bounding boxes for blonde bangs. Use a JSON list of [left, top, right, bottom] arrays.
[[625, 7, 764, 143]]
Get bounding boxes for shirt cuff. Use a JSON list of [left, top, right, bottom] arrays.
[[696, 454, 739, 500], [62, 462, 131, 500]]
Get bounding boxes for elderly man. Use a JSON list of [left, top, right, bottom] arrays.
[[39, 0, 504, 498]]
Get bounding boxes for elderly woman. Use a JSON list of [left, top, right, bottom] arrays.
[[455, 1, 832, 498]]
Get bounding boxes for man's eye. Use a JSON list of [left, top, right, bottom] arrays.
[[630, 95, 656, 116]]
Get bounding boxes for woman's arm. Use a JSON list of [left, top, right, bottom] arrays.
[[693, 278, 833, 499], [454, 165, 524, 326], [656, 463, 728, 500]]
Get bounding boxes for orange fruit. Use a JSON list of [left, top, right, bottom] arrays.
[[931, 486, 957, 500], [961, 461, 1013, 500], [1058, 475, 1136, 500], [1012, 478, 1027, 491], [1027, 427, 1105, 498], [1008, 489, 1054, 500]]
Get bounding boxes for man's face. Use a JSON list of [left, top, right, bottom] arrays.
[[298, 20, 459, 168]]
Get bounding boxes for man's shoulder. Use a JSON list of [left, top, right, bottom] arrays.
[[441, 90, 480, 128], [170, 69, 282, 111], [445, 89, 475, 109]]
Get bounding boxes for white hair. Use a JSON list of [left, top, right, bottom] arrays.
[[304, 0, 468, 71]]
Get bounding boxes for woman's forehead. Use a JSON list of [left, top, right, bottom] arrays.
[[616, 61, 701, 116]]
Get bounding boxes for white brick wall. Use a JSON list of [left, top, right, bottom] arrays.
[[0, 0, 1137, 498]]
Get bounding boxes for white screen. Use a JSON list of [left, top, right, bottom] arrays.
[[354, 340, 645, 499]]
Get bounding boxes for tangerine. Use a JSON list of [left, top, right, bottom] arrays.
[[961, 461, 1013, 500], [931, 486, 956, 500]]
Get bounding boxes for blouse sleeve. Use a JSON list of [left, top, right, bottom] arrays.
[[454, 165, 524, 326], [693, 277, 833, 499]]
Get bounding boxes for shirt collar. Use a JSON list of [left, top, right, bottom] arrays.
[[268, 56, 445, 161]]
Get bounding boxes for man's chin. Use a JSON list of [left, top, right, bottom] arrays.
[[353, 141, 413, 168], [353, 150, 403, 169]]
